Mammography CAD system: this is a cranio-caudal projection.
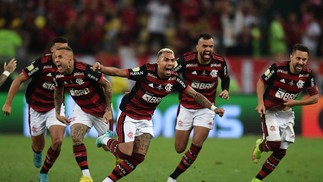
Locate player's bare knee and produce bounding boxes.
[175,145,185,153]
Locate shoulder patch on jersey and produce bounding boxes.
[27,64,34,71]
[264,69,270,76]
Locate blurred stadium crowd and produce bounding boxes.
[0,0,323,92]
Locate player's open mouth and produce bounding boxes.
[203,52,211,59]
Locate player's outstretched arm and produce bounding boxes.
[184,86,224,117]
[92,62,128,77]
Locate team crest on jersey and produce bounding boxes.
[296,80,304,88]
[76,78,84,85]
[165,83,173,92]
[210,70,218,77]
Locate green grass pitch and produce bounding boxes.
[0,135,322,182]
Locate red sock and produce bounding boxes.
[40,147,60,173]
[73,144,89,170]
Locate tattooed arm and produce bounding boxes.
[184,86,224,117]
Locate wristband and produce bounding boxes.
[210,105,217,111]
[2,70,10,77]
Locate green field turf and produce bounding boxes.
[0,135,322,182]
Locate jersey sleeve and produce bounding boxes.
[175,76,188,92]
[261,63,277,84]
[86,65,104,83]
[22,58,42,78]
[128,64,147,81]
[305,72,319,95]
[173,56,185,73]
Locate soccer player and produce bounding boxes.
[2,37,68,182]
[53,46,113,182]
[94,48,225,182]
[0,58,17,87]
[251,43,319,182]
[167,33,230,182]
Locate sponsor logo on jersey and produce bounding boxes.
[46,73,52,77]
[74,72,84,76]
[186,63,198,67]
[191,81,215,90]
[148,83,154,88]
[176,78,186,88]
[274,88,298,101]
[43,65,53,69]
[277,69,287,74]
[130,70,144,76]
[211,63,221,67]
[132,67,140,71]
[42,82,55,90]
[310,78,315,87]
[70,88,90,96]
[299,74,309,77]
[142,93,162,103]
[87,73,99,81]
[56,74,64,78]
[289,81,294,86]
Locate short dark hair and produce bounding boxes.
[52,37,68,44]
[292,43,309,55]
[197,33,212,44]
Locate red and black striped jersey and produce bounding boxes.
[261,61,319,109]
[54,60,106,117]
[174,51,229,109]
[120,63,188,120]
[23,54,57,113]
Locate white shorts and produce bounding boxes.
[29,106,66,136]
[118,113,154,143]
[264,109,295,149]
[175,104,215,131]
[70,104,110,136]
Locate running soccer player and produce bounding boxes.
[167,33,230,182]
[53,46,113,182]
[2,37,68,182]
[251,43,319,182]
[94,48,225,182]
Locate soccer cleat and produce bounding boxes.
[96,130,114,147]
[33,152,42,168]
[167,177,176,182]
[252,138,263,164]
[79,176,93,182]
[114,157,123,167]
[39,173,48,182]
[251,177,262,182]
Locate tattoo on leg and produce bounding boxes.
[134,134,152,154]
